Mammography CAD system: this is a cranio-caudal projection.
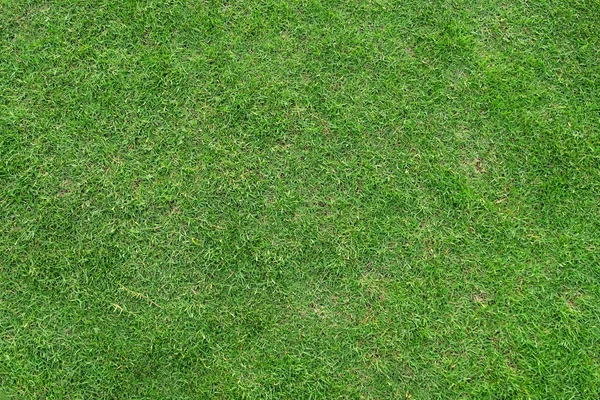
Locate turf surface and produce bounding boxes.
[1,0,599,398]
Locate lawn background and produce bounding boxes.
[1,0,599,398]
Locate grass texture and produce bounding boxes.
[1,0,599,398]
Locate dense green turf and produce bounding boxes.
[1,0,599,398]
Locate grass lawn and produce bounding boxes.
[1,0,599,398]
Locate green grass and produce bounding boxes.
[1,0,599,398]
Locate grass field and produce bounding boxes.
[1,0,599,398]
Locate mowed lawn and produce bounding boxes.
[1,0,599,398]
